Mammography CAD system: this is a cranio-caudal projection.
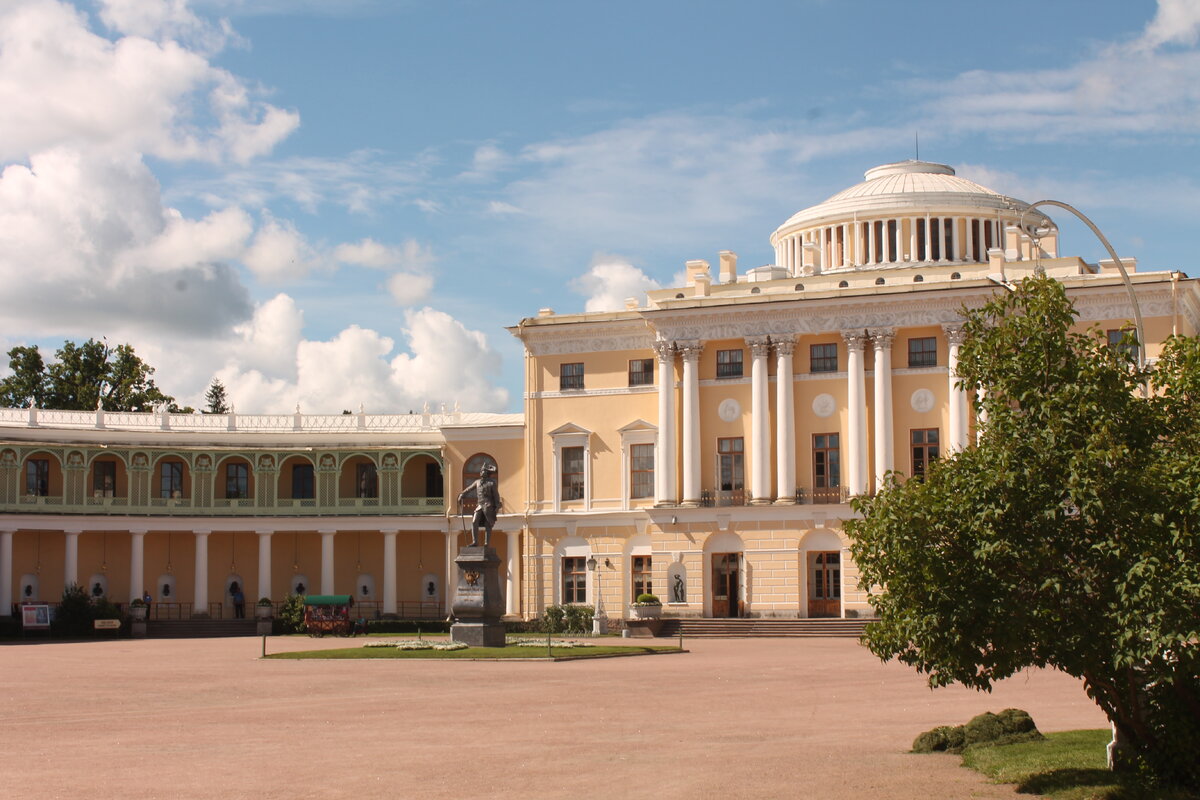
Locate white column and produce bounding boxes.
[867,221,877,264]
[505,529,520,616]
[256,530,273,602]
[653,340,677,506]
[965,218,974,262]
[945,324,969,453]
[871,329,895,492]
[679,341,703,506]
[910,217,919,262]
[382,530,397,615]
[884,220,893,262]
[774,338,796,503]
[843,331,869,496]
[320,530,335,595]
[129,530,146,603]
[64,530,80,589]
[748,336,773,504]
[0,530,12,616]
[820,227,828,270]
[444,528,457,614]
[193,530,209,616]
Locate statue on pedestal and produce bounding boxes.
[457,463,500,546]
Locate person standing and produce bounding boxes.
[142,589,153,620]
[231,582,246,619]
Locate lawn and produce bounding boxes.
[962,730,1196,800]
[264,641,682,660]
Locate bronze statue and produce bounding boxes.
[458,463,500,546]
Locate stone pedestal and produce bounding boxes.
[130,620,147,639]
[450,546,506,647]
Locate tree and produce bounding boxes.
[0,338,188,412]
[848,276,1200,790]
[205,378,230,414]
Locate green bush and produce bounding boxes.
[563,604,594,634]
[913,709,1041,754]
[636,593,660,605]
[51,583,93,637]
[274,594,305,634]
[366,619,452,634]
[541,604,566,633]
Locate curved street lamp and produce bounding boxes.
[1020,199,1146,370]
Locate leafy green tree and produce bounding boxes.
[849,276,1200,790]
[0,338,188,412]
[205,378,230,414]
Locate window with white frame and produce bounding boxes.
[562,556,587,604]
[549,423,591,511]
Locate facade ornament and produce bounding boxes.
[676,340,703,363]
[943,323,967,346]
[652,339,675,362]
[868,327,896,349]
[746,335,772,358]
[773,337,796,357]
[812,393,836,418]
[717,398,741,422]
[841,329,868,352]
[911,389,936,413]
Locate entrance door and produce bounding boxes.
[711,552,741,618]
[808,551,841,618]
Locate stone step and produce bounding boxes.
[656,618,869,638]
[146,619,261,638]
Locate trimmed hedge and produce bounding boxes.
[913,709,1042,754]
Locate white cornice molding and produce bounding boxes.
[516,319,654,356]
[526,385,656,400]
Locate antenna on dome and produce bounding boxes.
[914,131,919,161]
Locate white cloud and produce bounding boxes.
[241,213,327,283]
[97,0,231,52]
[385,272,435,306]
[920,1,1200,140]
[0,0,297,165]
[486,200,524,215]
[571,254,661,312]
[335,238,437,306]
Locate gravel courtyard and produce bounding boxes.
[0,635,1108,799]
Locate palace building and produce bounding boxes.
[3,160,1197,626]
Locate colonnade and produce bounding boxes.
[654,322,971,505]
[1,527,525,618]
[775,216,1005,273]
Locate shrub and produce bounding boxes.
[913,709,1041,754]
[635,593,661,605]
[52,583,93,637]
[541,604,566,633]
[274,594,305,634]
[562,604,594,634]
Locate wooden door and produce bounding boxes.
[808,551,840,618]
[711,552,741,618]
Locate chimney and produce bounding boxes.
[719,251,738,283]
[685,259,710,287]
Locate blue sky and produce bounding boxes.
[1,0,1198,412]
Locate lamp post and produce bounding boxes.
[1020,199,1146,370]
[587,555,607,635]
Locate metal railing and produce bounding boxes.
[795,486,850,504]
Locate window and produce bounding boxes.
[813,433,840,502]
[562,446,585,501]
[93,460,116,497]
[225,462,248,499]
[159,462,183,498]
[628,358,654,386]
[425,462,443,498]
[911,428,940,479]
[560,362,584,390]
[562,556,587,604]
[356,463,378,498]
[716,349,743,378]
[463,453,497,490]
[630,443,654,499]
[26,458,48,496]
[717,437,744,492]
[292,463,315,499]
[632,556,652,601]
[810,343,838,373]
[1107,329,1138,361]
[908,337,937,367]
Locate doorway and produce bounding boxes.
[808,551,840,617]
[711,552,741,618]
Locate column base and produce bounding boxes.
[653,501,679,508]
[679,499,701,508]
[749,498,775,506]
[773,497,797,505]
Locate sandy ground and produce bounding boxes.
[0,635,1108,800]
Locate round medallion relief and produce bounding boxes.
[812,393,836,418]
[717,399,741,422]
[911,388,935,413]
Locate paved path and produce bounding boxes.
[0,636,1107,799]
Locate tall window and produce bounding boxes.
[425,462,444,498]
[911,428,940,479]
[630,443,654,499]
[813,433,841,502]
[562,556,587,604]
[26,458,49,496]
[560,362,584,390]
[356,463,378,498]
[561,446,585,501]
[1107,328,1138,361]
[716,349,744,378]
[908,337,937,367]
[628,358,653,386]
[93,460,116,497]
[717,437,744,492]
[810,343,838,373]
[632,556,652,600]
[225,462,248,499]
[292,463,315,499]
[159,461,183,498]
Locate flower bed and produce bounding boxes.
[364,639,468,651]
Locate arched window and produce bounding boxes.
[794,283,805,291]
[913,274,924,283]
[950,272,961,280]
[750,287,761,294]
[874,277,885,285]
[838,280,849,288]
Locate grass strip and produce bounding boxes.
[961,729,1196,800]
[265,644,679,660]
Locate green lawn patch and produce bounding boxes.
[961,730,1196,800]
[265,644,681,660]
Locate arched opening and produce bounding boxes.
[459,453,496,512]
[278,455,316,502]
[215,456,254,501]
[340,454,378,499]
[151,454,190,501]
[703,532,746,618]
[799,529,844,618]
[402,454,443,505]
[21,451,61,500]
[88,453,127,500]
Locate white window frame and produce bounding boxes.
[549,423,592,512]
[618,419,657,510]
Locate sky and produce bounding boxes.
[2,0,1199,414]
